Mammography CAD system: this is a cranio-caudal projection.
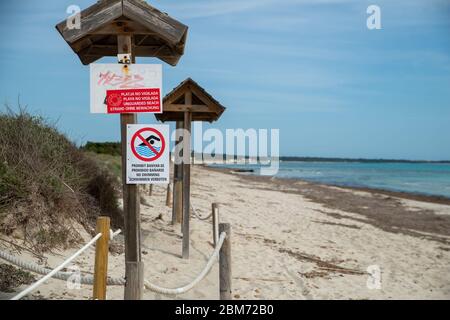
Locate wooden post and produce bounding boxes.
[148,184,153,196]
[93,216,110,300]
[182,109,192,259]
[219,223,232,300]
[172,120,184,225]
[124,261,144,300]
[166,183,172,207]
[118,35,143,300]
[212,203,219,247]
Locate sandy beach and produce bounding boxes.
[1,164,450,300]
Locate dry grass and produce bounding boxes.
[0,263,35,292]
[0,106,123,253]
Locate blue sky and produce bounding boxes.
[0,0,449,160]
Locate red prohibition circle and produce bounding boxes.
[131,128,166,162]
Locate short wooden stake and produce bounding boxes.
[174,179,183,224]
[212,203,219,246]
[148,184,153,196]
[93,216,110,300]
[166,183,172,207]
[219,223,232,300]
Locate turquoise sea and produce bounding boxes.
[212,161,450,199]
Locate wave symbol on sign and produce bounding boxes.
[136,145,161,158]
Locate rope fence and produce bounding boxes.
[0,227,122,300]
[144,232,226,295]
[191,203,212,220]
[10,233,103,300]
[0,249,118,286]
[1,213,232,300]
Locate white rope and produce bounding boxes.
[11,233,102,300]
[0,249,125,286]
[110,228,122,240]
[144,232,226,295]
[191,204,212,221]
[0,229,124,286]
[2,230,228,297]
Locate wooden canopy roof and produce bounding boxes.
[156,78,226,123]
[55,0,188,66]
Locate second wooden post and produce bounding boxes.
[182,110,192,259]
[172,120,184,224]
[212,203,219,246]
[93,216,110,300]
[219,223,232,300]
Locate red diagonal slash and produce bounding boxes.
[137,133,159,156]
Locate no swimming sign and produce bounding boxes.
[126,124,169,185]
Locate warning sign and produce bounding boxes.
[126,124,169,185]
[90,63,162,114]
[106,88,161,113]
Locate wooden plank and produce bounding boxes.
[182,110,192,259]
[163,88,189,107]
[219,223,232,300]
[79,54,103,66]
[93,216,111,300]
[77,44,176,58]
[134,45,176,58]
[119,35,143,300]
[123,0,188,46]
[190,85,224,114]
[89,20,158,35]
[161,79,225,120]
[78,46,179,66]
[71,37,93,53]
[156,113,219,123]
[164,104,211,113]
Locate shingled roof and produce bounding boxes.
[156,78,226,123]
[55,0,188,66]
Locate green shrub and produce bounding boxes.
[82,142,121,156]
[0,107,123,253]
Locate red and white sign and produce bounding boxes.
[127,124,169,185]
[90,63,162,114]
[107,88,161,113]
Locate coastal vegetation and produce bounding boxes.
[0,107,122,253]
[82,141,121,156]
